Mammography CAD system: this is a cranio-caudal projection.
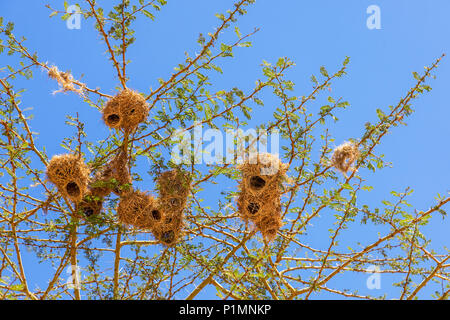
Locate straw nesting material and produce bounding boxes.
[47,65,85,95]
[89,166,115,198]
[76,192,103,219]
[236,153,287,241]
[238,153,288,196]
[237,192,280,222]
[255,208,282,241]
[152,213,184,247]
[90,150,132,198]
[102,89,149,132]
[330,141,359,176]
[156,169,191,213]
[109,150,133,196]
[117,189,152,227]
[46,154,90,203]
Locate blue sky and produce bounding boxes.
[1,0,449,299]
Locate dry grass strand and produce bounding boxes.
[47,65,85,96]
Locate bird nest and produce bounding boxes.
[237,192,275,222]
[331,141,359,176]
[117,190,159,229]
[133,197,162,230]
[254,209,282,241]
[90,150,132,197]
[238,153,288,196]
[236,153,287,241]
[151,212,184,247]
[237,194,282,242]
[156,169,191,214]
[102,89,149,132]
[75,192,103,219]
[90,167,115,198]
[46,154,90,203]
[47,65,85,95]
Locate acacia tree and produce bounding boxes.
[0,0,449,300]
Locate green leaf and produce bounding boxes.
[343,56,350,66]
[11,284,24,291]
[320,66,329,78]
[342,183,353,190]
[234,26,241,38]
[142,10,154,20]
[61,13,70,21]
[238,41,252,47]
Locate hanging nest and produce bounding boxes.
[238,153,288,197]
[75,192,103,219]
[133,196,162,230]
[237,192,281,222]
[236,153,287,241]
[331,141,359,176]
[236,152,287,218]
[117,189,155,228]
[89,167,115,198]
[156,169,191,213]
[151,212,184,247]
[102,88,149,131]
[90,150,132,197]
[46,154,90,203]
[237,193,266,222]
[110,150,133,196]
[254,207,282,242]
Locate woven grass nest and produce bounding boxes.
[149,169,190,246]
[238,153,288,196]
[255,208,282,241]
[117,189,159,229]
[237,153,287,241]
[76,192,103,219]
[46,154,90,203]
[331,141,359,176]
[237,192,277,221]
[152,212,184,247]
[156,169,191,214]
[102,89,149,132]
[116,189,184,246]
[90,150,132,198]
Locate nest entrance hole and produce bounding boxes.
[247,202,260,215]
[151,209,161,221]
[66,182,80,197]
[107,114,120,126]
[83,207,94,217]
[161,230,175,244]
[249,176,266,191]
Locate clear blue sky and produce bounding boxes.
[1,0,449,299]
